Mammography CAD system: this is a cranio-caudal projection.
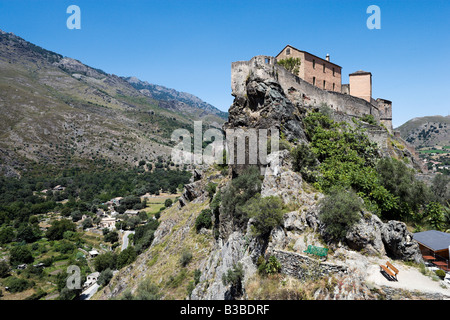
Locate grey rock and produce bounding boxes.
[345,212,385,256]
[381,220,423,263]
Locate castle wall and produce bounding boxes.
[376,98,393,133]
[231,56,380,120]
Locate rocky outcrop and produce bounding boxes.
[381,220,423,263]
[345,212,386,256]
[225,75,307,143]
[178,180,207,207]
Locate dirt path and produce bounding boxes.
[365,259,450,297]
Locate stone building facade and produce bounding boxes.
[274,45,393,133]
[276,45,342,93]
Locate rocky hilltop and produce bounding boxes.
[95,55,449,301]
[396,115,450,148]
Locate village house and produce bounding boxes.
[111,197,123,206]
[124,209,139,215]
[88,249,99,258]
[99,217,116,230]
[84,271,100,289]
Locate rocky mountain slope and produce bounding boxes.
[0,29,226,177]
[396,115,450,148]
[95,66,449,301]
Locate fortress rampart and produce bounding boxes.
[231,55,393,132]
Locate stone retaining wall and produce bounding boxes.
[272,249,348,281]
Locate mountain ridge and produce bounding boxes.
[0,29,226,177]
[396,115,450,148]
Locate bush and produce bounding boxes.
[221,166,262,227]
[291,143,318,182]
[241,195,284,237]
[45,219,76,240]
[97,268,113,287]
[0,260,10,278]
[164,198,173,208]
[4,276,33,293]
[9,245,33,266]
[179,249,193,267]
[318,187,362,241]
[435,269,446,279]
[195,209,212,232]
[94,252,117,272]
[257,255,281,275]
[116,246,137,269]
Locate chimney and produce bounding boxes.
[326,54,330,61]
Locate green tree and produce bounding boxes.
[291,143,318,182]
[45,219,76,240]
[94,252,117,272]
[222,262,244,298]
[97,268,113,287]
[221,166,262,227]
[241,195,284,237]
[0,260,10,278]
[318,187,362,241]
[426,202,445,231]
[117,246,137,269]
[195,209,212,232]
[277,57,301,76]
[164,198,173,208]
[9,245,33,266]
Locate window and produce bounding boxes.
[313,59,316,69]
[333,83,335,91]
[332,68,335,76]
[323,80,326,89]
[313,77,316,86]
[265,58,270,64]
[323,64,326,73]
[286,48,290,55]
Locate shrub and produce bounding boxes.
[116,246,137,269]
[97,268,113,287]
[94,252,117,272]
[164,198,173,207]
[241,195,284,237]
[45,219,76,240]
[222,263,244,297]
[318,187,362,241]
[221,166,262,227]
[9,245,33,266]
[179,249,193,267]
[291,143,318,182]
[195,209,212,232]
[435,269,446,279]
[3,276,33,293]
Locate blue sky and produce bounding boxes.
[0,0,449,127]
